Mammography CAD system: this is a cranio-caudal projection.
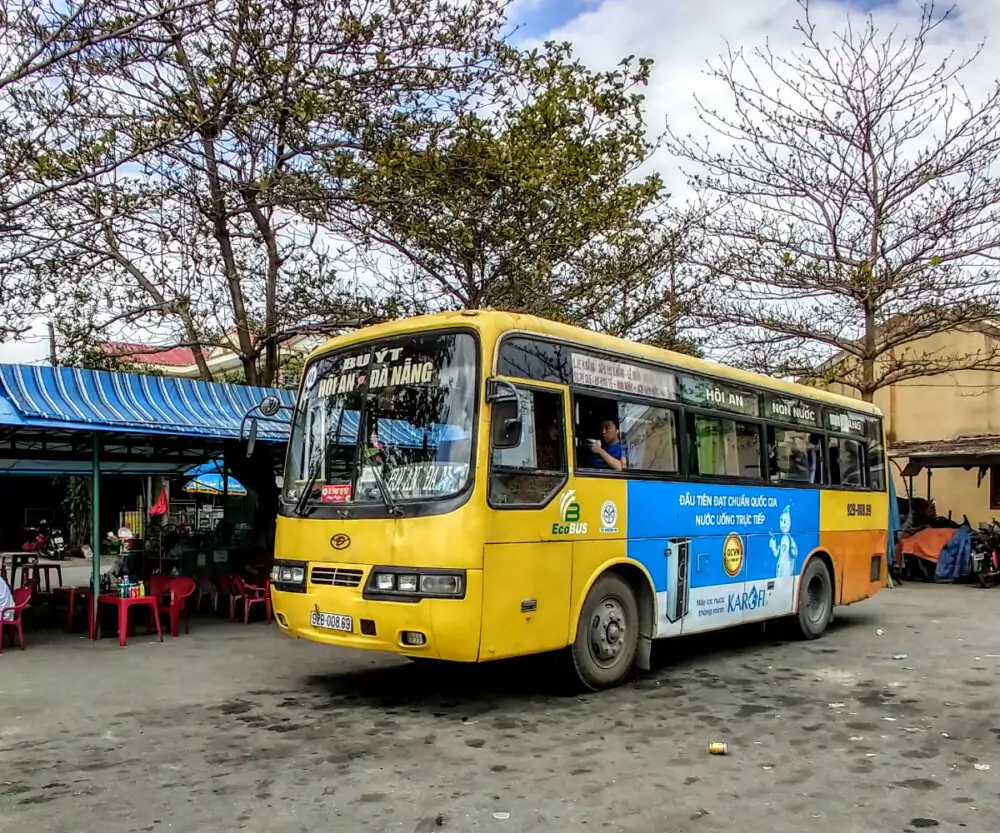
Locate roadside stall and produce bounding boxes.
[0,363,293,647]
[890,436,1000,586]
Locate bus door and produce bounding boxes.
[481,382,573,660]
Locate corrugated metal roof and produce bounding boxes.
[890,435,1000,459]
[890,435,1000,475]
[102,342,199,367]
[0,364,294,441]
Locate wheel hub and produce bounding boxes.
[589,598,627,667]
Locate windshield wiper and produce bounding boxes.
[363,448,403,517]
[293,460,322,517]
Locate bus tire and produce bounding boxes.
[571,573,639,690]
[796,558,833,640]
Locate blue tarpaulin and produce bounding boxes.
[888,477,901,566]
[935,524,972,583]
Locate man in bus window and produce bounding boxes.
[589,417,626,471]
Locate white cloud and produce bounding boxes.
[0,318,49,365]
[520,0,1000,197]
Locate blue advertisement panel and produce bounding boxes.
[625,481,820,636]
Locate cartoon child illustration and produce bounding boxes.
[770,504,798,578]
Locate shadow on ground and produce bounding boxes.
[301,610,876,710]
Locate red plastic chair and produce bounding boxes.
[149,573,171,603]
[214,574,238,620]
[19,566,40,594]
[232,575,271,625]
[1,587,32,653]
[158,577,197,637]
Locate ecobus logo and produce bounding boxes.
[553,490,588,536]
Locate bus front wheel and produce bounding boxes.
[571,574,639,690]
[796,558,833,639]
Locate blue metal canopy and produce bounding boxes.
[0,364,295,441]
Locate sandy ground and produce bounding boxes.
[0,582,998,833]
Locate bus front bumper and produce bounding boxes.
[270,571,482,662]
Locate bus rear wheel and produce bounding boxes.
[796,558,833,639]
[571,574,639,691]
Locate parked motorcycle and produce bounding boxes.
[19,520,68,560]
[971,519,1000,588]
[45,525,68,560]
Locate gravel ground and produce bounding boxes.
[0,582,997,833]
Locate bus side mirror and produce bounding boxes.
[487,378,522,449]
[246,419,259,459]
[491,399,522,449]
[259,395,282,417]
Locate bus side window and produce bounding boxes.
[687,414,762,479]
[829,436,867,488]
[617,401,679,473]
[867,421,886,491]
[489,389,567,507]
[766,425,816,484]
[574,394,626,471]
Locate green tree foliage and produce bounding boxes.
[8,0,702,373]
[60,475,91,547]
[12,0,509,384]
[340,41,669,325]
[670,1,1000,400]
[566,211,708,356]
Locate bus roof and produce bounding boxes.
[307,310,882,417]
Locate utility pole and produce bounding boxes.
[48,321,58,366]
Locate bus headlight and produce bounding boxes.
[397,574,419,593]
[420,574,462,595]
[271,560,307,590]
[365,568,466,600]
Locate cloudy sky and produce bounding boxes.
[2,0,997,366]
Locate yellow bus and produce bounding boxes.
[269,310,888,689]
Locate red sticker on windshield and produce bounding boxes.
[321,484,352,503]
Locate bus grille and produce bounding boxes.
[310,567,364,588]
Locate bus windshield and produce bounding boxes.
[283,332,478,511]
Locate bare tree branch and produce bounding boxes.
[670,0,1000,399]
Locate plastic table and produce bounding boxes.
[92,594,163,647]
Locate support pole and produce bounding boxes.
[91,435,101,638]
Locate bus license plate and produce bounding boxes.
[311,611,353,633]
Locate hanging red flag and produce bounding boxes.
[149,487,168,516]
